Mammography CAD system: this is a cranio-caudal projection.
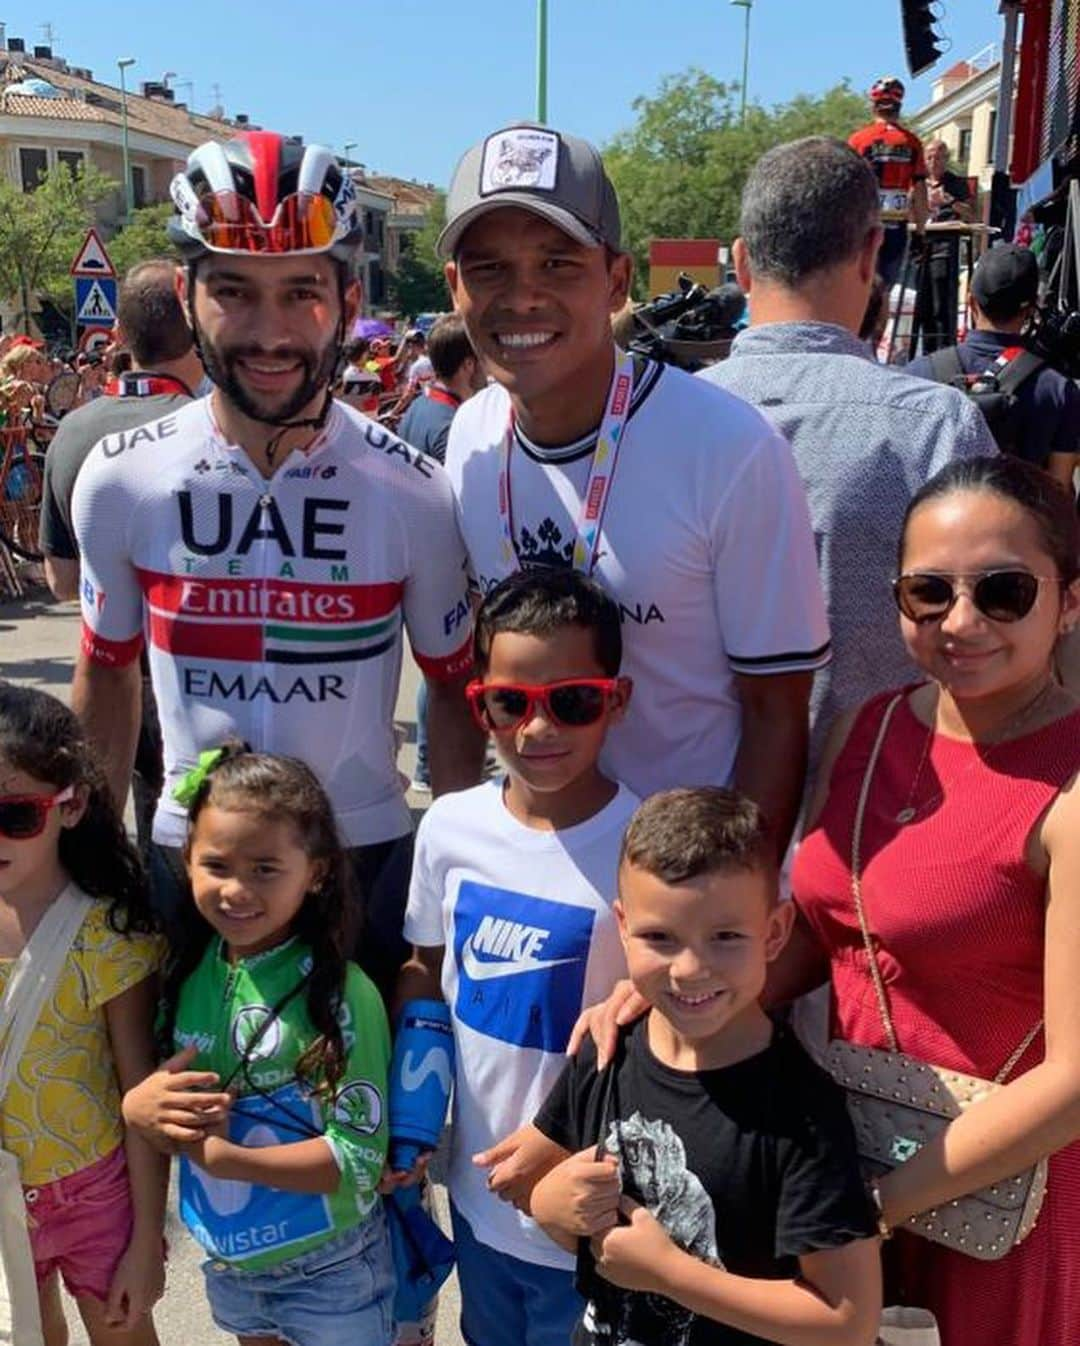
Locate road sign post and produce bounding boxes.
[71,228,118,337]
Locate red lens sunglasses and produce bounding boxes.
[465,679,621,733]
[0,786,75,840]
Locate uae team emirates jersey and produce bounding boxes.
[72,398,473,847]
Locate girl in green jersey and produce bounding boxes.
[124,747,394,1346]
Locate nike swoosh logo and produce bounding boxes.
[461,936,579,982]
[399,1047,453,1095]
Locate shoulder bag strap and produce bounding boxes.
[850,698,1043,1078]
[995,350,1045,396]
[0,886,93,1107]
[849,695,905,1052]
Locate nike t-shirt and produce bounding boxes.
[444,356,830,800]
[403,778,639,1268]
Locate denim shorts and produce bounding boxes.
[202,1206,395,1346]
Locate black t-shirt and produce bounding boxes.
[534,1019,875,1346]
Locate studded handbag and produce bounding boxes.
[822,694,1048,1261]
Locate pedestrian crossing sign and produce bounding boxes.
[75,276,118,327]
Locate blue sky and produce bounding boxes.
[13,0,1003,185]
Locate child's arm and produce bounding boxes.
[122,1045,233,1151]
[188,1135,342,1194]
[591,1199,881,1346]
[392,943,444,1017]
[529,1145,621,1250]
[105,975,169,1331]
[474,1123,582,1216]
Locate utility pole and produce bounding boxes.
[117,57,135,222]
[731,0,753,124]
[536,0,548,124]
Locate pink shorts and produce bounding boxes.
[26,1146,133,1302]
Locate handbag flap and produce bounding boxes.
[825,1041,1039,1215]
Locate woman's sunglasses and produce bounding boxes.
[892,569,1060,625]
[465,679,621,733]
[0,786,75,840]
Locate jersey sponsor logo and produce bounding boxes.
[177,492,350,560]
[183,668,349,704]
[453,881,594,1052]
[81,576,106,612]
[284,464,338,480]
[399,1047,453,1096]
[231,1004,283,1061]
[332,1080,383,1136]
[362,423,435,478]
[179,1081,333,1262]
[99,415,179,458]
[443,598,470,637]
[80,622,143,668]
[140,569,403,666]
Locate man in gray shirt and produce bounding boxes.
[701,137,997,766]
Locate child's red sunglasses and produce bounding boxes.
[0,786,75,840]
[465,679,621,733]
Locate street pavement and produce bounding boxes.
[1,587,464,1346]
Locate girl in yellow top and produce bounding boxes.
[0,684,164,1345]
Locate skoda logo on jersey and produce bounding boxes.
[232,1005,283,1062]
[333,1081,383,1136]
[454,880,595,1052]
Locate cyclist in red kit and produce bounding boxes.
[849,76,929,289]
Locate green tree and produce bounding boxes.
[0,162,116,332]
[604,71,866,293]
[388,193,449,317]
[107,202,179,277]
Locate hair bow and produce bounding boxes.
[172,747,226,806]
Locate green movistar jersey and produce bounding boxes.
[174,936,390,1270]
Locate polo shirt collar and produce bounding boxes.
[728,320,871,361]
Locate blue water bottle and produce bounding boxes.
[388,999,455,1172]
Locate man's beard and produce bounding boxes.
[199,332,339,424]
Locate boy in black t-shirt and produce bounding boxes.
[527,789,881,1346]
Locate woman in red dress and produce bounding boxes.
[788,457,1080,1344]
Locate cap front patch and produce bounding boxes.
[481,128,559,196]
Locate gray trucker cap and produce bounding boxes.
[437,123,622,259]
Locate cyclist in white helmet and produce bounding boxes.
[72,132,484,994]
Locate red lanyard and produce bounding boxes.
[105,374,192,399]
[426,385,461,410]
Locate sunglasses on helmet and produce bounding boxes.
[465,679,621,733]
[0,786,75,840]
[892,569,1061,625]
[184,189,341,255]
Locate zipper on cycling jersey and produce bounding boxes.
[256,485,274,751]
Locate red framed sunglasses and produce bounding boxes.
[0,786,75,840]
[465,679,621,733]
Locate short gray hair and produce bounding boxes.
[740,137,880,286]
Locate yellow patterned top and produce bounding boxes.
[1,901,163,1185]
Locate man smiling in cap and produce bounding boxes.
[442,122,830,852]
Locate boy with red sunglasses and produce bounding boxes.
[393,568,638,1346]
